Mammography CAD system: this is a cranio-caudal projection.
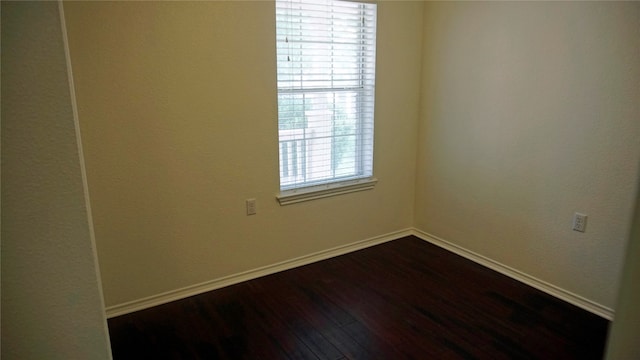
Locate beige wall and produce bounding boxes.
[416,2,640,309]
[1,2,111,358]
[605,167,640,359]
[62,0,639,315]
[63,1,423,307]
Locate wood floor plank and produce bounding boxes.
[108,236,609,359]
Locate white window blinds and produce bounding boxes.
[276,0,377,191]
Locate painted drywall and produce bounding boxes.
[416,2,640,309]
[62,1,423,307]
[605,170,640,358]
[1,1,112,358]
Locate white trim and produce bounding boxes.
[105,228,411,318]
[106,227,613,320]
[276,178,378,205]
[412,228,614,320]
[59,1,114,356]
[277,177,377,205]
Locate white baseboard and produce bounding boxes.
[106,227,614,320]
[105,228,413,318]
[411,228,614,320]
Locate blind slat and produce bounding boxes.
[276,0,377,190]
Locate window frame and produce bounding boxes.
[275,0,378,204]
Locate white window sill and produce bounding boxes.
[277,177,378,206]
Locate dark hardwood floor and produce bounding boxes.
[108,236,610,359]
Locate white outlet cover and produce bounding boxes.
[572,213,587,232]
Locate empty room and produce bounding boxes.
[3,1,640,359]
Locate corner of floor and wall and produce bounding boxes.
[3,1,640,359]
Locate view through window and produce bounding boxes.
[276,0,377,191]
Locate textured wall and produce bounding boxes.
[605,170,640,358]
[60,0,639,317]
[62,1,423,307]
[1,2,111,358]
[416,2,640,309]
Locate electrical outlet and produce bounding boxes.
[246,199,257,215]
[572,213,587,232]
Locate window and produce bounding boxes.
[275,0,377,204]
